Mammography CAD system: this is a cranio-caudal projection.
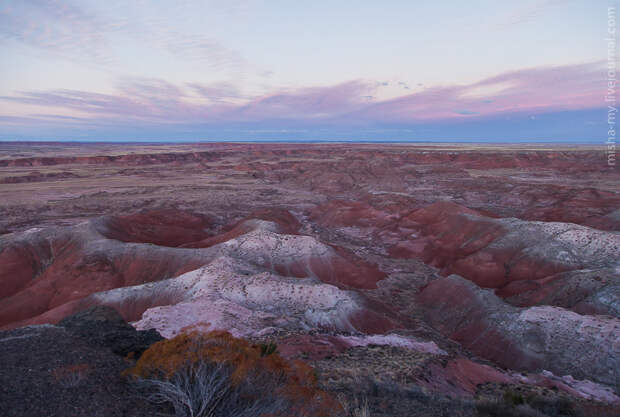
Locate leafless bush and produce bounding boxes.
[337,393,371,417]
[336,376,477,417]
[133,359,290,417]
[127,330,343,416]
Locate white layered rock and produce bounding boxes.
[118,256,362,338]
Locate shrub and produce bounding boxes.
[51,363,91,388]
[527,396,582,417]
[476,400,546,417]
[503,389,525,406]
[337,393,372,417]
[132,359,286,417]
[124,330,342,417]
[476,389,583,417]
[259,342,278,357]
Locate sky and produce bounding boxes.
[0,0,615,142]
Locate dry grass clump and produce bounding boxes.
[51,363,91,388]
[476,389,583,417]
[337,393,372,417]
[124,330,342,417]
[52,363,91,388]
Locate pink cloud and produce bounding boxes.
[354,62,603,122]
[229,81,374,121]
[0,62,605,127]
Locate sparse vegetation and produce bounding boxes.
[125,330,343,417]
[131,359,287,417]
[503,389,525,406]
[476,389,583,417]
[51,363,91,388]
[337,393,372,417]
[259,342,278,357]
[330,375,475,417]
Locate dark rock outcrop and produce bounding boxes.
[0,305,399,416]
[58,306,163,358]
[0,319,160,416]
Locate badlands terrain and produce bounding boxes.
[0,142,619,416]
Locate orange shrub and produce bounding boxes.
[125,330,343,417]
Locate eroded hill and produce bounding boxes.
[0,143,618,416]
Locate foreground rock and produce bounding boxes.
[0,308,162,417]
[58,306,162,357]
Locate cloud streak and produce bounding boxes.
[492,0,570,30]
[0,0,246,71]
[0,62,605,137]
[0,0,112,61]
[355,62,602,122]
[188,82,244,101]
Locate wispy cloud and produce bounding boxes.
[1,89,145,117]
[492,0,571,30]
[0,0,112,61]
[117,78,186,107]
[0,0,246,70]
[155,31,246,70]
[188,81,244,101]
[0,62,604,130]
[355,62,602,121]
[230,81,374,121]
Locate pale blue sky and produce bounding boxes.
[0,0,614,141]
